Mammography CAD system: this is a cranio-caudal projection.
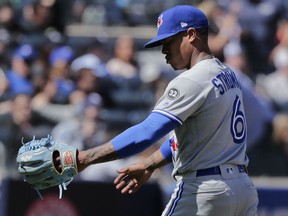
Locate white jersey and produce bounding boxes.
[153,57,249,176]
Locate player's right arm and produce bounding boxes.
[114,140,172,194]
[75,112,178,172]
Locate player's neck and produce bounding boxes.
[196,53,213,63]
[190,52,213,69]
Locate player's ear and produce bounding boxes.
[186,28,197,42]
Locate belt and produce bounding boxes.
[196,165,247,177]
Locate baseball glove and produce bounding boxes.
[16,135,78,199]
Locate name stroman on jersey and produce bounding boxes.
[211,65,241,98]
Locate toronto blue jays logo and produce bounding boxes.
[169,135,178,151]
[157,14,163,29]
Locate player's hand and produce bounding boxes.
[53,150,88,173]
[114,162,154,194]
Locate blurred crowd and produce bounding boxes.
[0,0,288,198]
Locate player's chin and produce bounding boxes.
[167,61,177,70]
[169,63,184,71]
[167,59,183,70]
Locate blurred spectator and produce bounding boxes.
[202,0,288,78]
[31,77,81,124]
[81,4,107,25]
[106,36,139,79]
[29,45,79,124]
[67,0,87,24]
[0,28,10,70]
[275,19,288,48]
[0,2,14,70]
[49,45,74,71]
[223,41,251,86]
[247,112,288,176]
[226,0,287,76]
[48,45,75,104]
[0,2,15,30]
[70,52,114,106]
[6,44,37,97]
[199,0,242,62]
[0,93,55,179]
[71,52,107,79]
[14,0,65,47]
[105,35,145,97]
[255,46,288,111]
[0,67,8,100]
[65,0,107,25]
[0,141,6,180]
[272,113,288,155]
[104,36,154,130]
[0,67,10,115]
[51,92,108,150]
[71,53,102,93]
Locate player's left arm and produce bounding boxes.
[76,112,179,172]
[114,141,172,194]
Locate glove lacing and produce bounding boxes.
[34,181,70,200]
[34,188,43,200]
[58,182,67,199]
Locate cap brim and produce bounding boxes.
[144,32,178,48]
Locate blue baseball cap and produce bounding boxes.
[13,44,36,60]
[144,5,209,48]
[49,45,74,65]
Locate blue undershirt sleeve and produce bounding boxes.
[111,112,180,158]
[160,138,173,162]
[160,139,172,162]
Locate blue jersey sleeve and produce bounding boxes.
[111,112,180,158]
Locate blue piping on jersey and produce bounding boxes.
[167,181,184,216]
[152,109,183,125]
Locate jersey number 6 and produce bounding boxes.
[230,95,246,144]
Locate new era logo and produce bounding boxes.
[181,22,188,28]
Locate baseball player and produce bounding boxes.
[54,5,258,215]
